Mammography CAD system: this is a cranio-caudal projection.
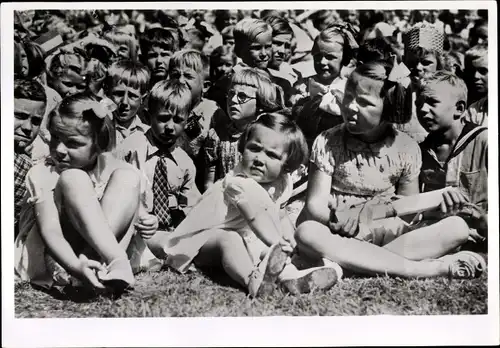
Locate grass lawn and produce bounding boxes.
[15,260,488,317]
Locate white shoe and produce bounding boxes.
[439,251,486,279]
[279,258,343,295]
[248,244,288,298]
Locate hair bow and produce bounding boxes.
[330,22,359,51]
[84,98,117,120]
[388,61,411,88]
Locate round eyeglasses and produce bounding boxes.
[227,90,257,104]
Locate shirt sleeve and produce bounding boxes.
[310,130,336,176]
[25,163,58,205]
[179,153,202,213]
[203,128,219,165]
[224,175,273,209]
[399,136,423,185]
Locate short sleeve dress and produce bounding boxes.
[163,164,293,273]
[310,124,423,246]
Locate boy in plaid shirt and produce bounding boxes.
[14,79,46,237]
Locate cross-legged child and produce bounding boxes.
[463,44,488,126]
[15,92,143,293]
[14,79,46,237]
[115,79,202,272]
[158,113,342,297]
[295,61,486,280]
[417,71,488,250]
[105,59,151,145]
[203,67,282,191]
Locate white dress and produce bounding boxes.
[14,152,153,288]
[163,164,293,273]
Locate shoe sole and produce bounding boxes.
[281,267,339,295]
[257,245,288,297]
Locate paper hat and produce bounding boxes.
[34,30,64,55]
[405,23,444,54]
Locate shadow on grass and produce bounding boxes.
[194,265,244,292]
[30,283,132,303]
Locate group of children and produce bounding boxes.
[14,9,489,299]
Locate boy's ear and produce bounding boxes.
[202,80,212,94]
[454,100,467,120]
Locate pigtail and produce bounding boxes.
[383,60,413,124]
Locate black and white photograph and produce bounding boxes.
[2,1,499,346]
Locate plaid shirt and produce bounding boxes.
[14,153,32,226]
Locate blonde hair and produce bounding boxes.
[102,29,139,61]
[168,49,208,77]
[148,79,195,117]
[230,67,282,112]
[49,92,115,152]
[106,59,151,94]
[233,18,272,58]
[419,70,468,105]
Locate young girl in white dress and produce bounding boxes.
[154,113,342,297]
[295,61,486,279]
[15,92,148,293]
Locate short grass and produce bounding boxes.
[15,263,488,317]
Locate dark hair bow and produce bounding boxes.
[328,22,360,51]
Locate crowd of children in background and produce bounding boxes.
[13,8,489,299]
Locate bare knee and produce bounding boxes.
[57,168,92,195]
[441,216,470,244]
[217,231,244,251]
[295,221,326,246]
[109,168,141,191]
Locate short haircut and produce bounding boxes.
[263,15,294,37]
[210,45,236,79]
[102,28,139,61]
[233,18,272,58]
[419,70,468,106]
[238,112,309,173]
[148,79,195,117]
[168,49,208,77]
[46,51,87,78]
[465,44,488,62]
[105,59,151,94]
[139,27,178,62]
[404,46,445,70]
[14,79,47,103]
[230,67,281,113]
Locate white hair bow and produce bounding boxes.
[84,97,117,120]
[388,61,411,88]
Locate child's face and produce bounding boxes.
[416,82,465,133]
[240,31,273,69]
[146,45,172,79]
[109,83,143,126]
[240,124,287,184]
[14,98,45,151]
[269,33,293,70]
[228,10,239,26]
[116,44,131,61]
[214,54,234,79]
[16,45,29,77]
[313,39,344,84]
[468,56,488,95]
[226,84,258,124]
[149,107,188,149]
[223,35,235,50]
[341,74,385,135]
[169,67,203,104]
[50,70,87,98]
[406,52,438,83]
[49,115,98,172]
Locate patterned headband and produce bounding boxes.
[405,23,444,54]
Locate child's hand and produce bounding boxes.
[441,187,469,215]
[135,213,158,239]
[77,254,107,289]
[279,238,294,254]
[328,197,361,238]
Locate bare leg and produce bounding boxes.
[194,230,254,288]
[296,221,449,278]
[383,216,469,260]
[57,168,140,264]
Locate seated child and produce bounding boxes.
[115,80,202,271]
[417,71,488,247]
[293,23,359,148]
[140,27,179,86]
[15,92,144,292]
[14,79,46,237]
[295,61,486,281]
[167,49,227,191]
[203,67,283,191]
[399,23,446,143]
[157,113,342,297]
[105,59,151,145]
[463,44,488,126]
